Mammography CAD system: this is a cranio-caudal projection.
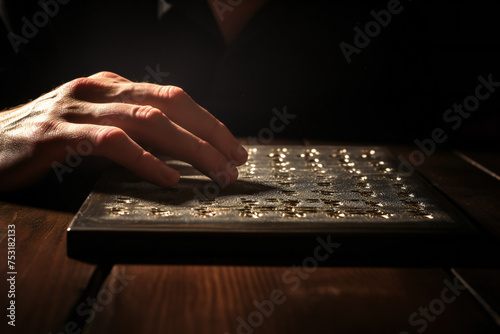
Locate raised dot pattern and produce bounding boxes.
[104,146,437,222]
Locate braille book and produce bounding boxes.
[67,146,477,264]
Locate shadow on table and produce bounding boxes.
[0,165,102,213]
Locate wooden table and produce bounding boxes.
[1,143,499,334]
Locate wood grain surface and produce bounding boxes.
[1,144,499,334]
[0,202,96,334]
[390,147,500,241]
[452,268,500,327]
[83,265,499,334]
[456,150,500,178]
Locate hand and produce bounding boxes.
[0,71,248,191]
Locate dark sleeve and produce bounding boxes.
[0,0,59,108]
[0,0,159,109]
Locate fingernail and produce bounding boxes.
[231,143,248,165]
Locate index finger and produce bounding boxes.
[121,84,248,165]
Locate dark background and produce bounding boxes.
[1,0,499,146]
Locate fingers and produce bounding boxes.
[67,77,248,166]
[62,73,247,186]
[144,85,248,166]
[68,102,239,184]
[63,123,180,187]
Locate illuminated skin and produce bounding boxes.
[0,71,248,191]
[0,1,278,191]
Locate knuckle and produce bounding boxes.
[31,118,65,148]
[94,127,127,147]
[58,101,84,120]
[131,105,164,122]
[32,116,61,137]
[93,71,119,79]
[64,77,100,97]
[67,77,91,90]
[115,83,135,103]
[160,85,186,105]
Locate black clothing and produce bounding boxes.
[1,0,499,145]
